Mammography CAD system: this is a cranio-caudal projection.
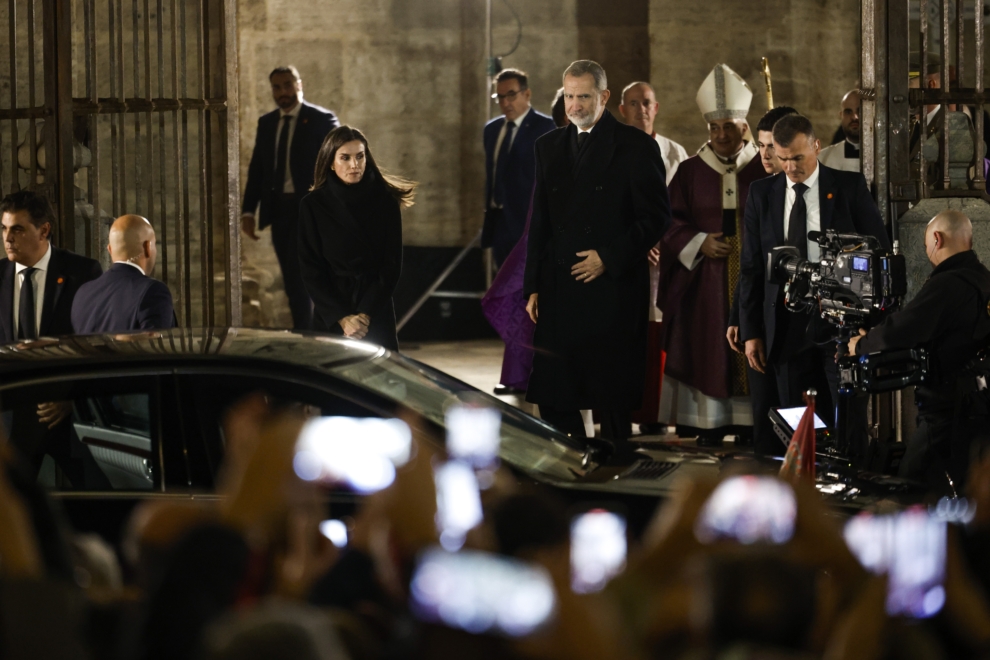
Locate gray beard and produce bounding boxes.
[569,106,602,130]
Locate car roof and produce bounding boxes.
[0,328,383,374]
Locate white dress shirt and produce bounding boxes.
[13,243,51,338]
[783,164,822,262]
[274,101,303,194]
[114,260,146,276]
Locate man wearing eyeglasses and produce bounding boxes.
[483,68,556,266]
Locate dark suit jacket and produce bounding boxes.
[524,110,670,409]
[71,263,176,333]
[482,110,557,245]
[739,166,890,357]
[241,101,339,229]
[0,246,102,343]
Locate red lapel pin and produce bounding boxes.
[827,193,834,199]
[57,277,64,284]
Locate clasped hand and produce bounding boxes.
[572,250,605,283]
[701,232,731,259]
[339,313,371,340]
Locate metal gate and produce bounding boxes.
[0,0,240,327]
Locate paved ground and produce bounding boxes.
[401,339,538,416]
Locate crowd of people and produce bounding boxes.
[5,48,990,658]
[2,394,990,659]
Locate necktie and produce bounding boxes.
[272,115,292,193]
[18,267,36,340]
[577,131,588,151]
[492,121,516,207]
[787,182,809,258]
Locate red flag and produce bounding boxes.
[780,392,816,483]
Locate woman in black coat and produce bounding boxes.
[298,126,415,350]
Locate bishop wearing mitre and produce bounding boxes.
[657,64,770,443]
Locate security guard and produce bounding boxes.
[848,210,990,492]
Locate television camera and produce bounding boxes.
[767,230,929,458]
[767,229,927,396]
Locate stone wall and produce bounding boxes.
[649,0,862,153]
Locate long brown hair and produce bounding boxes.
[311,125,417,208]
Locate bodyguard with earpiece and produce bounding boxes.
[848,209,990,493]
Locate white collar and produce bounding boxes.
[577,110,604,134]
[280,101,303,119]
[15,242,51,273]
[786,162,821,190]
[706,142,747,165]
[114,260,146,276]
[845,138,860,151]
[505,107,530,128]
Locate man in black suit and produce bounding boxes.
[71,214,175,333]
[483,68,557,266]
[241,65,339,330]
[739,114,889,458]
[0,190,102,480]
[0,191,102,344]
[524,60,670,459]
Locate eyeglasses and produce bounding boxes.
[492,89,525,103]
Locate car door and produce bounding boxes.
[0,368,188,541]
[172,362,408,513]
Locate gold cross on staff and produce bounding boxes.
[761,57,774,109]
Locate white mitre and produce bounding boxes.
[696,63,753,122]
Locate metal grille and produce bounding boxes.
[863,0,989,219]
[0,0,239,328]
[620,460,678,481]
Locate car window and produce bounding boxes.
[175,371,389,489]
[327,354,588,483]
[0,375,163,493]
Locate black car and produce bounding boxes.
[0,328,922,541]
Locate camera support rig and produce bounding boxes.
[768,230,927,456]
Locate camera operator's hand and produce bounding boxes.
[846,328,867,357]
[700,233,732,260]
[726,326,742,353]
[744,338,766,373]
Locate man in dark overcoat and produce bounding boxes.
[524,60,671,457]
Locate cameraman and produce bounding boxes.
[849,210,990,492]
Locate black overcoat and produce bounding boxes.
[523,110,671,410]
[297,175,402,350]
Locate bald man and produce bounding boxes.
[850,210,990,491]
[71,215,175,333]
